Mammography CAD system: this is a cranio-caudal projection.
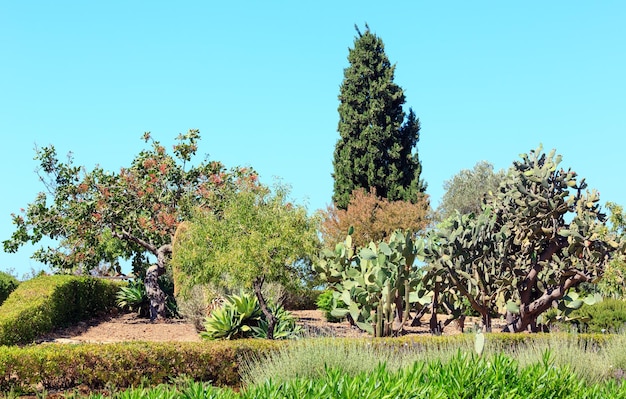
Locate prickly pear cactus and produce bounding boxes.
[315,230,430,337]
[424,146,624,333]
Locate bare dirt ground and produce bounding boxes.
[38,309,504,343]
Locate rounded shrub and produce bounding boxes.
[0,271,19,305]
[316,290,344,323]
[574,298,626,333]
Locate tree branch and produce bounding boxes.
[111,229,157,254]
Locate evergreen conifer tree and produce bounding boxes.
[332,25,426,209]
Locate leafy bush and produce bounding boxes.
[573,298,626,333]
[0,271,18,306]
[114,351,626,398]
[282,288,321,310]
[316,290,344,323]
[115,277,178,318]
[116,279,149,316]
[0,340,281,394]
[1,333,623,395]
[252,304,302,339]
[201,291,301,340]
[0,275,122,345]
[244,352,620,399]
[177,284,212,331]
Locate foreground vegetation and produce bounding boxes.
[2,333,626,397]
[51,354,624,399]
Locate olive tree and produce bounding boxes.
[436,161,505,222]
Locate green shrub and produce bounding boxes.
[315,290,344,323]
[116,279,150,316]
[1,334,624,396]
[0,275,122,345]
[0,340,282,394]
[243,352,624,399]
[201,291,301,340]
[573,298,626,333]
[0,271,19,306]
[113,351,626,399]
[282,288,321,310]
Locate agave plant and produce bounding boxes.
[252,304,302,340]
[201,291,261,340]
[227,291,263,323]
[201,290,301,340]
[201,306,246,340]
[116,280,149,316]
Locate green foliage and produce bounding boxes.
[2,333,625,395]
[332,25,425,210]
[437,160,505,222]
[251,304,302,340]
[315,230,431,336]
[201,291,301,340]
[116,280,149,316]
[425,146,624,332]
[0,271,18,306]
[572,298,626,333]
[172,183,319,339]
[0,340,281,394]
[240,351,625,399]
[597,201,626,299]
[173,184,319,294]
[3,132,259,319]
[316,290,344,323]
[0,275,121,345]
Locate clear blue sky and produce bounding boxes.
[1,2,624,278]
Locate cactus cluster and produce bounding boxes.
[315,229,430,337]
[317,146,624,335]
[424,146,623,332]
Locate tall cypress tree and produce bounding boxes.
[332,25,426,209]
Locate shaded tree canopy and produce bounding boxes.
[332,24,426,210]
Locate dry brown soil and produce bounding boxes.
[38,310,504,343]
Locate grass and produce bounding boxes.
[30,349,626,398]
[240,334,626,388]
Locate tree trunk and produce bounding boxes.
[429,284,442,335]
[502,275,586,332]
[111,230,172,321]
[480,310,492,332]
[253,276,277,340]
[145,244,172,321]
[145,264,166,321]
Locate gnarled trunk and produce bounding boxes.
[144,243,172,321]
[145,264,166,321]
[502,274,587,332]
[253,276,277,339]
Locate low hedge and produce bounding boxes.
[0,340,281,393]
[0,275,122,346]
[0,333,618,394]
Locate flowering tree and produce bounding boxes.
[3,131,258,319]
